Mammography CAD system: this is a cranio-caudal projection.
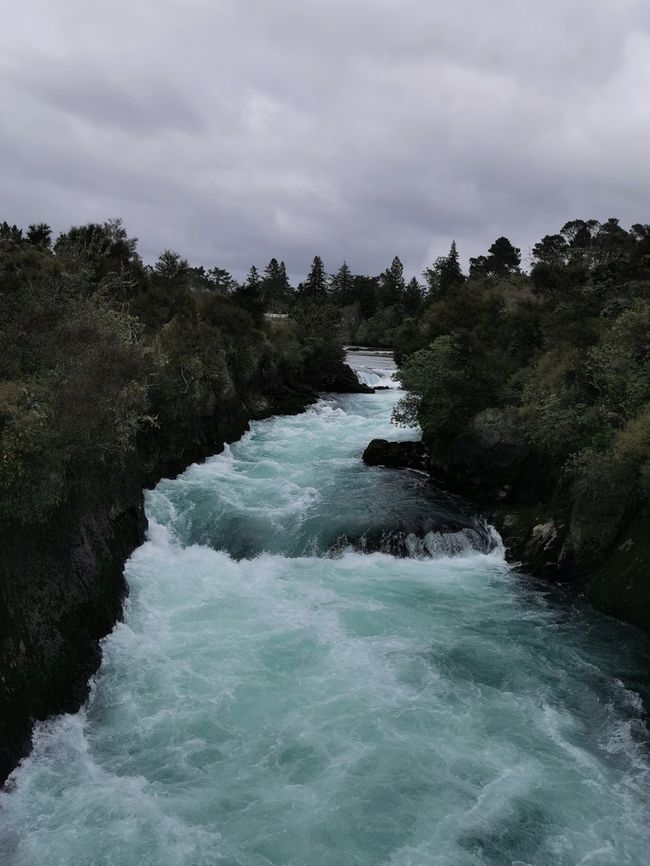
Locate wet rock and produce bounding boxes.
[586,507,650,627]
[449,408,536,501]
[330,523,496,558]
[310,361,374,394]
[363,439,428,471]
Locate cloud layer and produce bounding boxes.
[2,0,649,279]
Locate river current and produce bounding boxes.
[2,351,650,865]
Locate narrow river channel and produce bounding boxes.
[3,352,650,866]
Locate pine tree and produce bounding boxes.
[234,265,265,324]
[403,277,423,313]
[379,256,405,306]
[331,261,354,305]
[299,255,328,299]
[487,237,521,275]
[262,258,291,309]
[424,241,465,294]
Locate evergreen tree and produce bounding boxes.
[403,277,423,313]
[0,222,23,243]
[353,275,379,320]
[469,237,520,279]
[26,223,52,248]
[155,249,189,281]
[206,266,237,294]
[379,256,405,306]
[262,257,291,309]
[487,237,521,275]
[424,241,465,294]
[299,255,328,299]
[234,265,265,324]
[331,261,355,305]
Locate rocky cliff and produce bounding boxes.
[364,407,650,630]
[0,361,370,785]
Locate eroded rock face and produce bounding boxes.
[448,408,540,502]
[362,439,428,471]
[569,460,638,570]
[586,508,650,627]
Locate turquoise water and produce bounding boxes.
[2,353,650,865]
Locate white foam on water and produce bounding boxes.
[2,353,650,866]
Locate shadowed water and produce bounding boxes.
[2,352,650,865]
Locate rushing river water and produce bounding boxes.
[3,352,650,865]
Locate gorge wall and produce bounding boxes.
[0,361,371,785]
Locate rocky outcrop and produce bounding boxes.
[586,507,650,628]
[364,407,650,629]
[0,470,145,784]
[0,357,360,786]
[309,360,374,394]
[363,439,428,471]
[448,408,542,501]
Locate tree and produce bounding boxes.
[379,256,405,306]
[155,249,189,281]
[403,277,423,313]
[206,266,237,294]
[0,222,23,243]
[424,241,465,294]
[561,219,599,249]
[487,236,521,275]
[26,223,52,248]
[331,261,355,305]
[262,258,291,309]
[54,220,142,282]
[532,234,568,266]
[353,275,379,320]
[469,236,520,278]
[234,265,265,325]
[299,255,328,299]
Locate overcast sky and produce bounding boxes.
[1,0,649,280]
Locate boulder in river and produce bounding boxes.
[312,360,374,394]
[363,439,428,471]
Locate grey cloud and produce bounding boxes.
[1,0,649,282]
[16,64,206,135]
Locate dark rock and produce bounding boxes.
[329,523,496,558]
[0,470,145,784]
[490,505,571,578]
[568,459,638,570]
[586,507,650,627]
[363,439,428,471]
[309,360,374,393]
[447,408,541,502]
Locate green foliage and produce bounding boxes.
[589,300,650,420]
[423,241,465,295]
[298,256,328,300]
[0,218,343,525]
[392,217,650,512]
[393,336,482,447]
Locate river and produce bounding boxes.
[2,351,650,865]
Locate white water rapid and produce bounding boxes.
[2,351,650,865]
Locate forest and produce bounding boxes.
[3,215,650,577]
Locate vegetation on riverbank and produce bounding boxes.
[388,219,650,623]
[0,219,346,525]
